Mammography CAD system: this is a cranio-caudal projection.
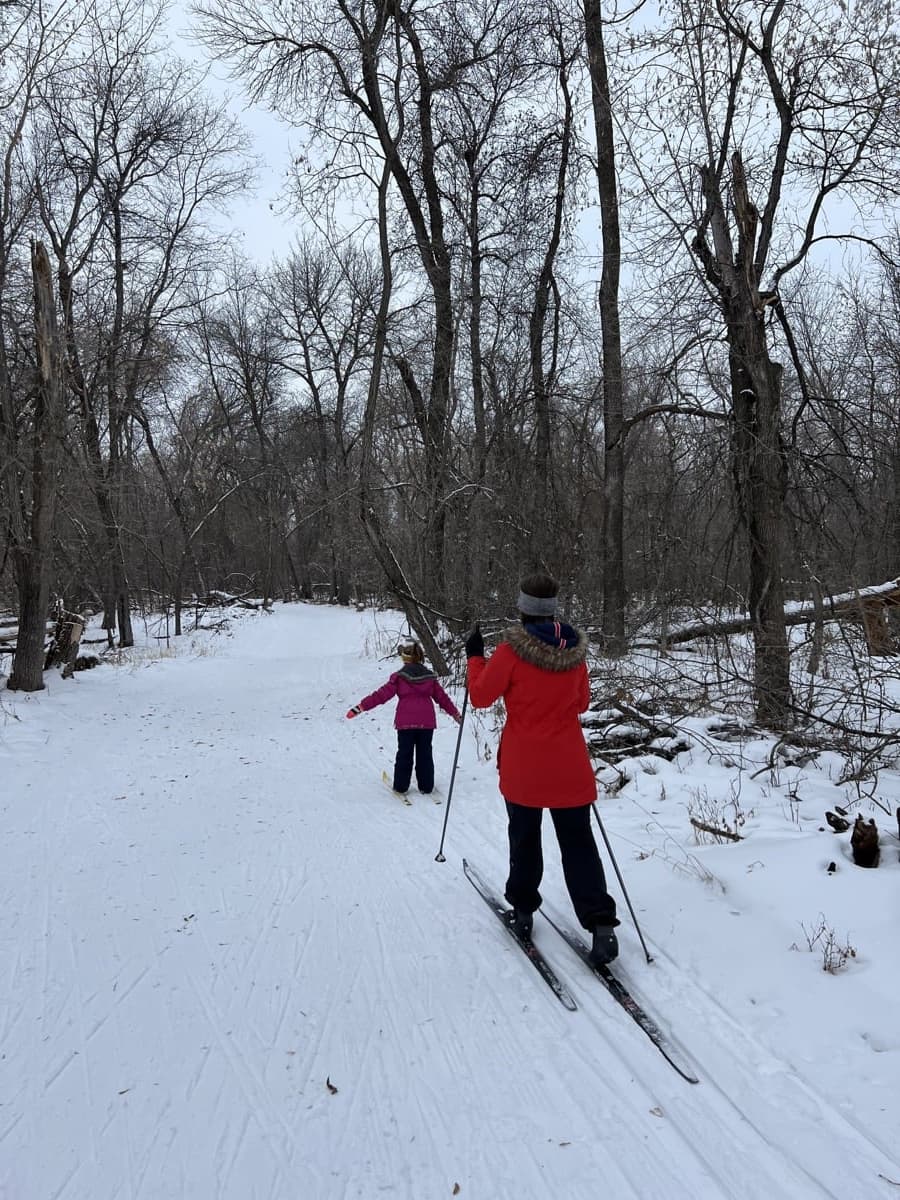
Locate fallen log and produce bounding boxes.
[0,618,56,642]
[659,578,900,654]
[613,698,678,739]
[203,590,272,611]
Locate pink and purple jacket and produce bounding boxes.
[358,663,461,730]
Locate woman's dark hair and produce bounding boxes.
[519,572,558,599]
[518,572,559,623]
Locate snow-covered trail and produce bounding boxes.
[2,605,898,1199]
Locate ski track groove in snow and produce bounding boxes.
[538,908,900,1198]
[47,1158,81,1200]
[182,959,303,1191]
[533,921,816,1197]
[638,933,900,1188]
[68,928,100,1174]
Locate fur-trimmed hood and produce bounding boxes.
[503,622,588,672]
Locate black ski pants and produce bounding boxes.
[393,728,435,794]
[504,801,618,931]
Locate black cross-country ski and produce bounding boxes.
[540,909,699,1084]
[463,859,577,1012]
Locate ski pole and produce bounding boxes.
[434,687,468,863]
[591,803,653,964]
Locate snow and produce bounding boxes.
[2,603,899,1199]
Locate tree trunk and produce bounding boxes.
[95,495,134,647]
[694,154,792,726]
[358,159,449,674]
[526,31,573,571]
[8,242,64,692]
[367,10,453,610]
[136,413,206,635]
[57,254,133,647]
[104,197,134,647]
[728,317,791,725]
[174,557,186,637]
[584,0,626,654]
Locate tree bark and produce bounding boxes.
[583,0,626,654]
[528,29,572,567]
[358,158,449,674]
[8,242,64,692]
[694,154,791,726]
[358,7,453,608]
[57,254,133,647]
[729,323,791,724]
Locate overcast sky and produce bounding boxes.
[169,4,299,265]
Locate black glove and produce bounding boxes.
[465,626,484,658]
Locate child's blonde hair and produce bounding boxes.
[398,640,424,663]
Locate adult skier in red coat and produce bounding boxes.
[466,573,619,964]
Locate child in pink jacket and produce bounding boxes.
[346,640,461,794]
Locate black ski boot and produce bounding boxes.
[511,908,534,940]
[589,925,619,966]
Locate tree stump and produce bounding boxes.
[854,598,897,656]
[44,610,86,679]
[850,816,879,868]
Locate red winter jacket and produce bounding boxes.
[467,622,596,808]
[359,662,460,729]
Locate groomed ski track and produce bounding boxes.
[2,604,898,1199]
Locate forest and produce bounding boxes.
[2,0,899,728]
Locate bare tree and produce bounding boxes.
[33,0,247,645]
[0,4,74,689]
[622,0,900,724]
[272,240,378,604]
[583,0,626,652]
[196,0,594,621]
[196,0,458,601]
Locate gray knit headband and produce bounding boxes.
[517,590,558,617]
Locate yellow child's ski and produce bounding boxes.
[382,770,413,805]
